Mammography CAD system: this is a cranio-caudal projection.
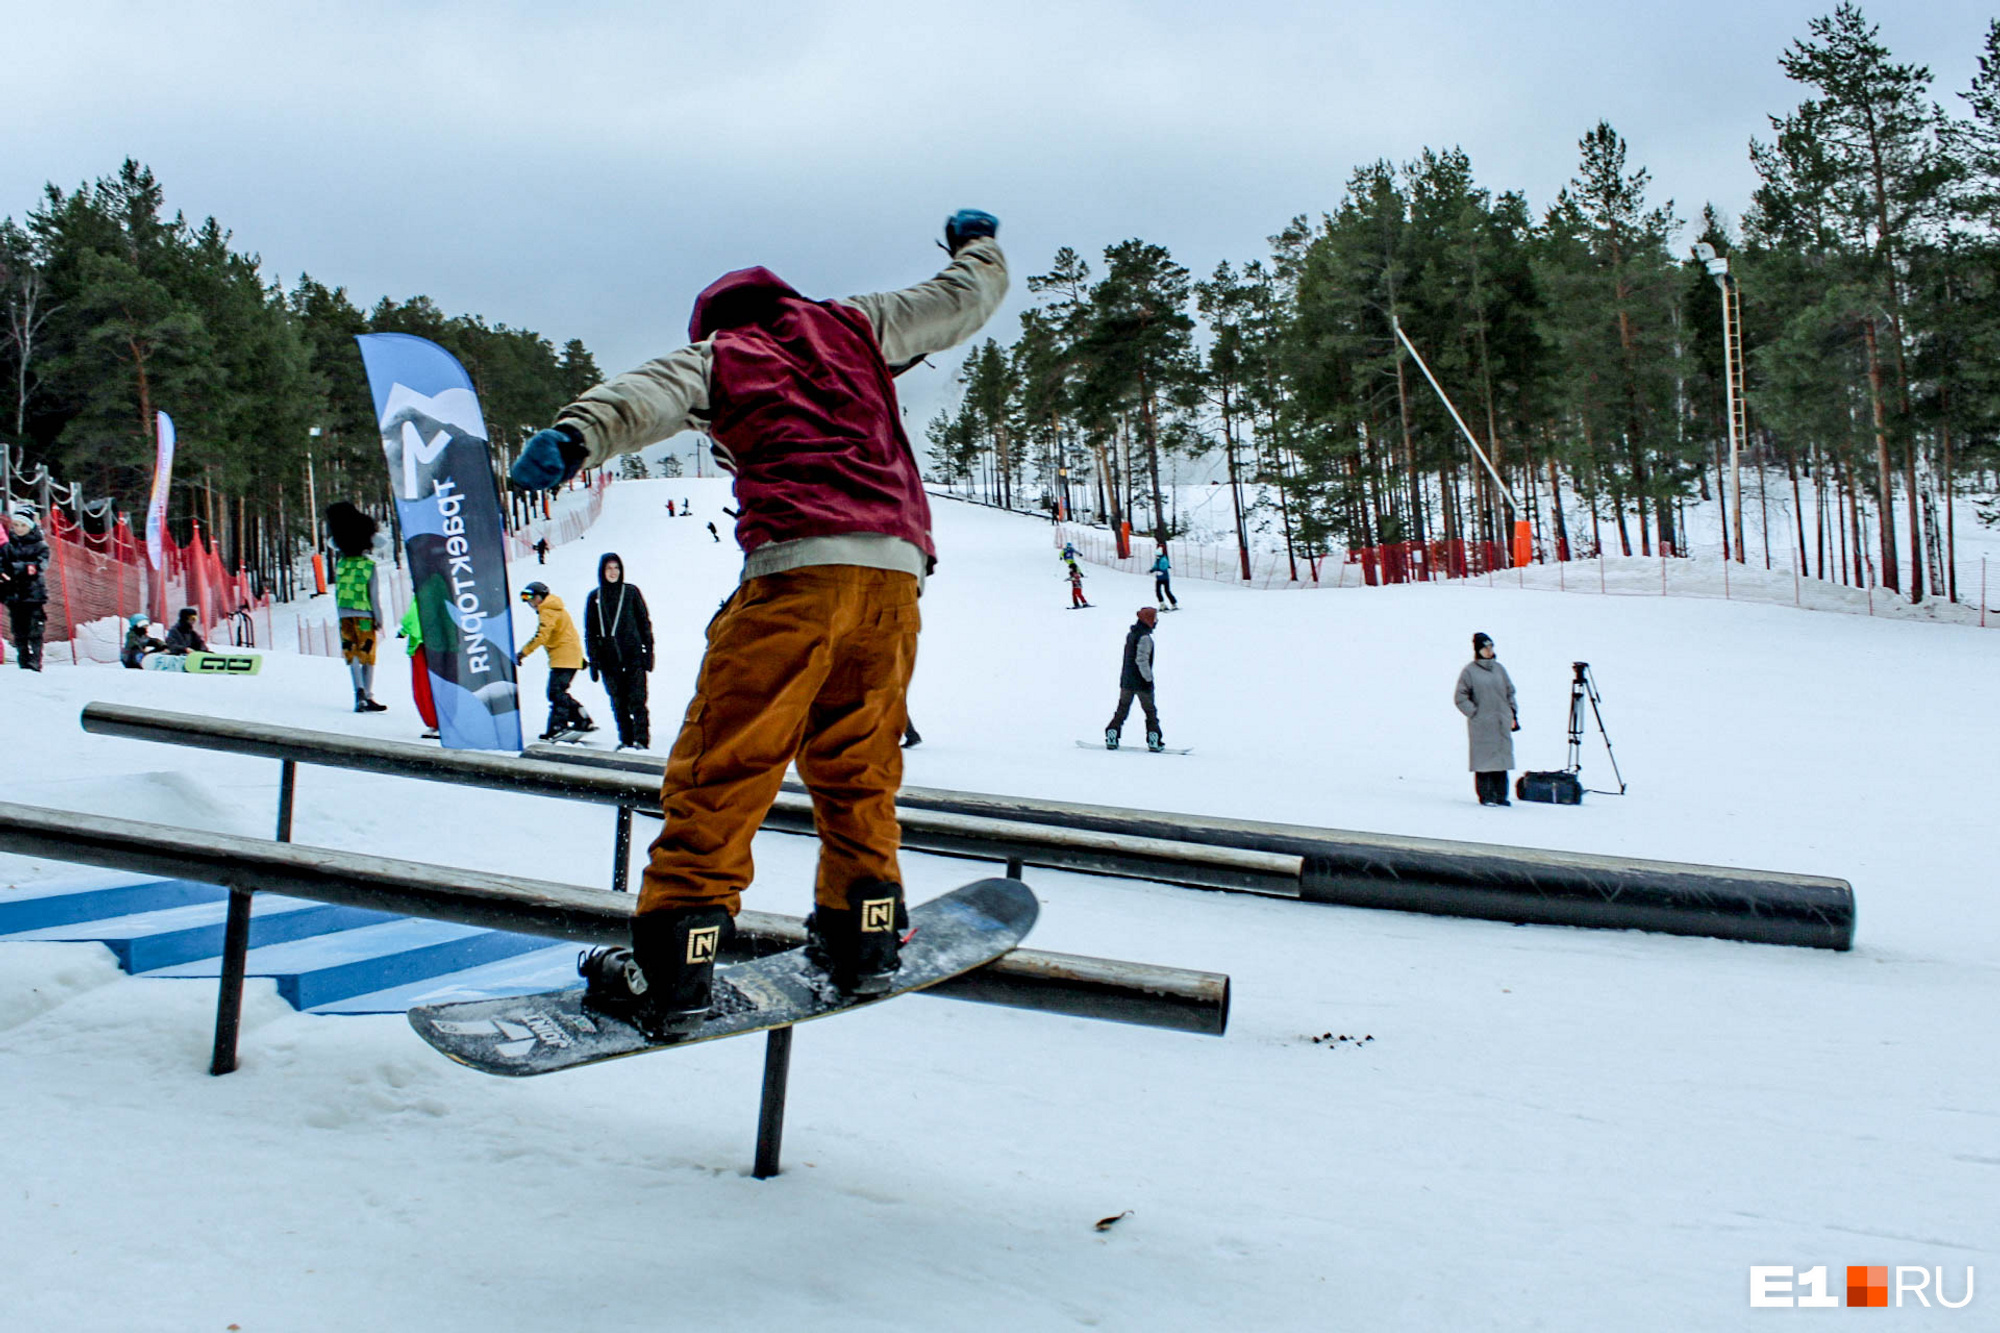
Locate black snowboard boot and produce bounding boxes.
[1104,727,1120,751]
[581,905,733,1040]
[1146,730,1164,753]
[805,880,909,996]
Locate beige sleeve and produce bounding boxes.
[555,342,714,469]
[842,237,1009,367]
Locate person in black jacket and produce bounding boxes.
[1,509,51,671]
[583,552,655,750]
[163,607,207,655]
[1104,606,1163,752]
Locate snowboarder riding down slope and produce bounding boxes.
[1105,606,1164,752]
[1151,548,1178,610]
[507,209,1007,1038]
[1066,560,1088,608]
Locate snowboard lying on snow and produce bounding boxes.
[142,650,263,675]
[408,876,1038,1077]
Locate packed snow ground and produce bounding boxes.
[3,477,1996,1330]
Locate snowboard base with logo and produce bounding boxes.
[408,876,1038,1077]
[143,650,263,675]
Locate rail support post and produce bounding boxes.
[611,805,634,893]
[212,759,295,1076]
[753,1025,795,1179]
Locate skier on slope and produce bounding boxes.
[1454,631,1520,806]
[583,552,655,751]
[1105,606,1164,752]
[506,210,1006,1038]
[1066,559,1089,608]
[1151,547,1178,610]
[515,581,594,741]
[327,502,389,713]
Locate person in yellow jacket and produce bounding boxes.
[515,581,595,741]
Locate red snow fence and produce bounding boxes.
[0,510,270,667]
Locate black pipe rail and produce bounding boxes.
[530,744,1857,951]
[82,704,1300,896]
[0,801,1231,1037]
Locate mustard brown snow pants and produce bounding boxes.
[638,566,920,918]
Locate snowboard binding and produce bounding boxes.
[581,906,733,1040]
[1146,730,1165,753]
[805,881,909,996]
[1104,727,1120,751]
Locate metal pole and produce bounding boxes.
[1392,318,1520,514]
[211,758,294,1076]
[752,1025,794,1179]
[611,806,633,893]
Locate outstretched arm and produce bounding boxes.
[553,343,715,472]
[843,236,1008,368]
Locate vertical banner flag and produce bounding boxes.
[355,333,522,751]
[146,411,175,571]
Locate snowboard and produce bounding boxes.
[408,876,1038,1077]
[142,650,263,675]
[1076,739,1193,756]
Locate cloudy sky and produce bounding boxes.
[5,0,1993,430]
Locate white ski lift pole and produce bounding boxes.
[1392,316,1521,514]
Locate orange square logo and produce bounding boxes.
[1847,1265,1888,1308]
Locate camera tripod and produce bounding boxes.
[1566,661,1627,795]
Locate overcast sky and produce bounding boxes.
[6,0,1994,433]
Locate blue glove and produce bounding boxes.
[945,209,999,255]
[511,426,586,491]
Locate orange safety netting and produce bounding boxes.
[0,509,271,666]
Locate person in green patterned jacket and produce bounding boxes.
[328,501,388,714]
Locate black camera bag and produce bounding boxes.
[1516,770,1584,805]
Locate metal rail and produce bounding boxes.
[82,705,1300,896]
[0,802,1231,1037]
[530,746,1860,951]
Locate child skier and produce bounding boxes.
[515,581,594,741]
[583,552,655,750]
[1454,631,1520,806]
[507,209,1007,1038]
[1105,606,1164,751]
[327,502,388,713]
[1151,548,1178,610]
[1066,560,1089,608]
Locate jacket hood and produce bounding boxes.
[689,267,803,342]
[597,552,626,586]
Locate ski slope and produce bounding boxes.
[2,476,1995,1330]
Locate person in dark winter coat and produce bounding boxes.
[164,607,208,655]
[583,552,655,750]
[1105,606,1164,751]
[1454,631,1520,805]
[121,614,165,669]
[1,510,50,671]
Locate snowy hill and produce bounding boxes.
[2,476,1994,1330]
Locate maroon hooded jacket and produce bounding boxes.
[690,268,934,566]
